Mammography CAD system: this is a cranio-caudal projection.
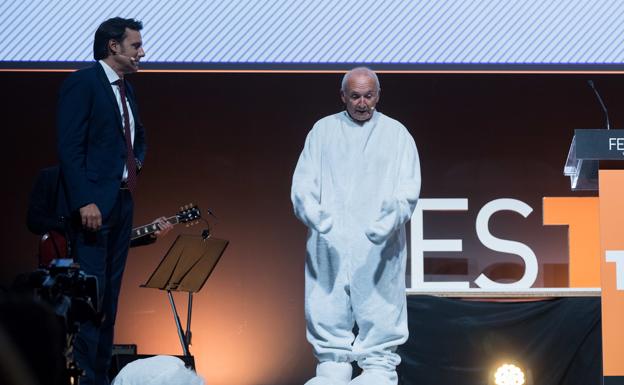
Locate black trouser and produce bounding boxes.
[72,190,133,385]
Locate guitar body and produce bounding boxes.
[39,230,69,267]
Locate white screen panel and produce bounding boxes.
[1,0,623,70]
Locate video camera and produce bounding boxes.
[22,259,99,330]
[9,259,100,384]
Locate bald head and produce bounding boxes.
[341,67,380,93]
[340,67,380,123]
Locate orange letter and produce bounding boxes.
[543,197,600,287]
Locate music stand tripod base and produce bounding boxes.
[141,234,228,356]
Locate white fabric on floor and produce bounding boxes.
[111,355,203,385]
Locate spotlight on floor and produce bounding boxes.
[492,362,527,385]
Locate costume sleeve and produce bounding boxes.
[291,127,333,233]
[56,73,93,212]
[366,131,421,244]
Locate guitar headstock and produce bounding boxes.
[177,204,201,225]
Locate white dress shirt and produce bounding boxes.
[99,60,135,180]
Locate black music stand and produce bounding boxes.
[141,234,228,357]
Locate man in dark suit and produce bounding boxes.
[57,17,148,385]
[26,165,70,239]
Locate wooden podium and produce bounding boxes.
[566,129,624,384]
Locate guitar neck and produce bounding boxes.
[131,216,178,240]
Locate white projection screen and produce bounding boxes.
[2,0,624,71]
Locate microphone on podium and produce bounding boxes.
[587,80,611,130]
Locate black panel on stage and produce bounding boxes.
[399,296,601,385]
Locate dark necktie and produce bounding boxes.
[114,79,137,193]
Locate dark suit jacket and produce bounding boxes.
[27,165,69,236]
[57,62,146,220]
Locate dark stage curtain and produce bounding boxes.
[398,296,601,385]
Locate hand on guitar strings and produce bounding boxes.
[153,217,173,238]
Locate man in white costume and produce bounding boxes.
[291,67,421,385]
